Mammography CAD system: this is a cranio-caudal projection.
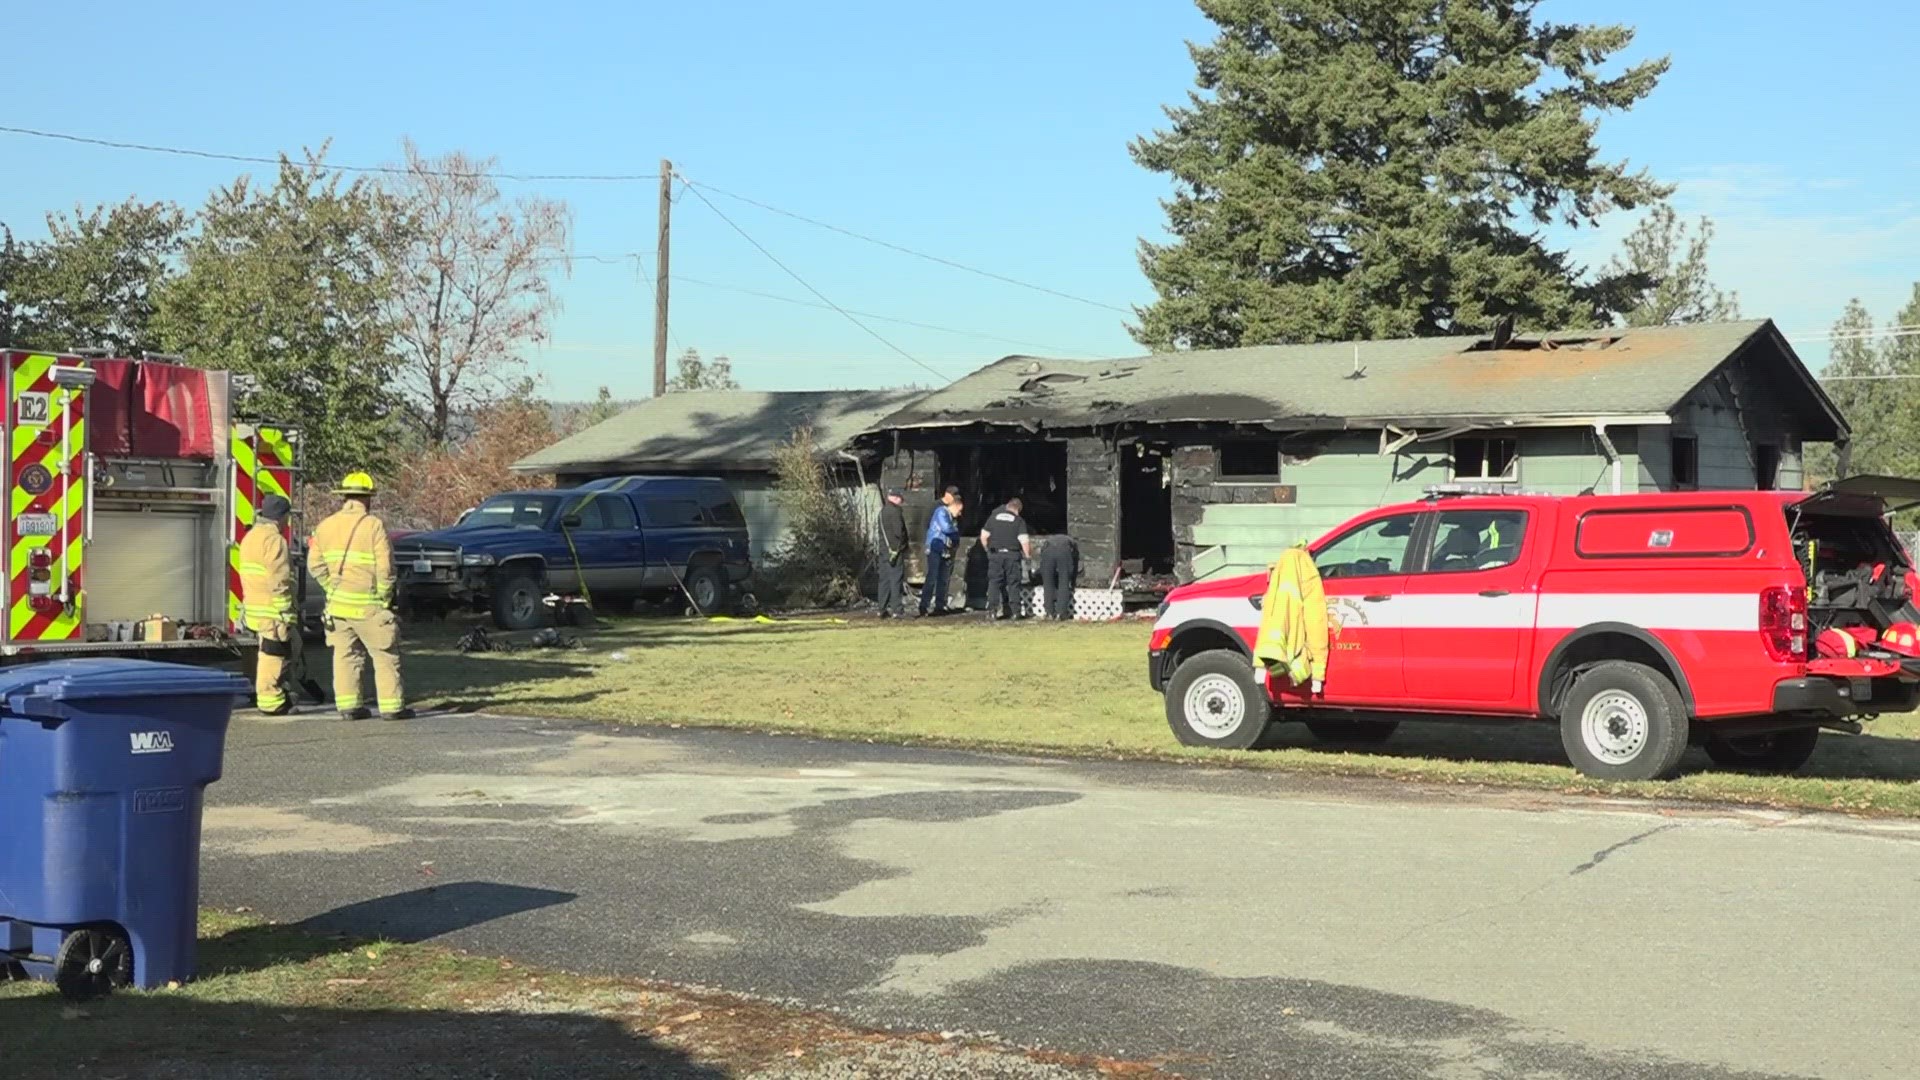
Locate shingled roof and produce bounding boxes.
[515,388,927,474]
[863,319,1846,440]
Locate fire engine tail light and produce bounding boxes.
[1760,585,1807,663]
[1148,627,1173,652]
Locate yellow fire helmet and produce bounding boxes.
[334,471,378,496]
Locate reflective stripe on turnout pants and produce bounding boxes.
[254,620,300,711]
[330,608,406,713]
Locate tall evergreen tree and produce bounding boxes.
[1131,0,1670,350]
[1607,203,1739,326]
[1806,291,1920,483]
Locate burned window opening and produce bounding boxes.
[1218,438,1282,482]
[1452,437,1518,482]
[1671,435,1699,489]
[935,442,1068,537]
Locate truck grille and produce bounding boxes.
[395,544,460,583]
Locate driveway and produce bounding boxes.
[203,712,1920,1079]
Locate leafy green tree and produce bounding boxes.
[0,200,186,353]
[1607,203,1739,326]
[666,347,739,392]
[155,153,408,483]
[1131,0,1670,349]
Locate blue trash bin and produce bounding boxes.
[0,659,250,999]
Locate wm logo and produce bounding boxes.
[129,731,175,755]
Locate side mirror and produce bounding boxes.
[560,514,583,529]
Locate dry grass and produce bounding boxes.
[394,616,1920,818]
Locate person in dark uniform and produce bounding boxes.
[1038,531,1079,621]
[876,488,909,618]
[980,497,1032,621]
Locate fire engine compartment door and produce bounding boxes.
[86,506,220,624]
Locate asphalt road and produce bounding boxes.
[202,712,1920,1080]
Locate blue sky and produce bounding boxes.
[5,0,1916,399]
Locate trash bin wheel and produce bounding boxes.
[54,928,133,1001]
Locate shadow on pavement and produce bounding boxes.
[296,882,578,945]
[1259,716,1920,783]
[0,990,724,1080]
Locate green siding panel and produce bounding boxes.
[1189,427,1621,578]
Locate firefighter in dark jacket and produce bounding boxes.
[1038,532,1079,621]
[876,488,909,618]
[980,497,1032,621]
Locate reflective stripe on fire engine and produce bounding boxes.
[1157,592,1763,634]
[8,353,86,641]
[228,426,295,632]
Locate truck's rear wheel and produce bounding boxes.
[1303,718,1399,744]
[491,569,547,630]
[1560,661,1691,781]
[1164,651,1271,750]
[1703,726,1819,774]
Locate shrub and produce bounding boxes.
[761,427,870,608]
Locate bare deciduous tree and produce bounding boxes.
[388,140,572,447]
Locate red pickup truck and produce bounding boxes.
[1149,478,1920,780]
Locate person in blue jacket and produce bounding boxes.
[919,485,962,616]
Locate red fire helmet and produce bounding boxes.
[1883,623,1920,658]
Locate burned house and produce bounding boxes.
[857,319,1846,594]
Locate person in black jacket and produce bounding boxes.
[1038,532,1079,621]
[876,489,910,618]
[980,498,1032,621]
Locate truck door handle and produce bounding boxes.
[1479,589,1509,598]
[1363,594,1391,603]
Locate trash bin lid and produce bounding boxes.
[0,659,252,721]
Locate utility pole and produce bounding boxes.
[652,159,672,398]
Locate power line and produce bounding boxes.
[681,182,953,384]
[672,274,1106,355]
[1791,324,1920,342]
[682,176,1136,317]
[0,124,661,182]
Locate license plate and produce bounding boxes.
[412,559,434,575]
[16,512,57,536]
[1851,677,1872,703]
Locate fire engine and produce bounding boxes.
[1149,479,1920,781]
[0,348,298,660]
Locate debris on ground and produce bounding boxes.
[456,626,584,654]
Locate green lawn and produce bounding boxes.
[393,616,1920,818]
[2,911,1125,1077]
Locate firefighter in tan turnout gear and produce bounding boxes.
[308,472,412,721]
[239,494,300,715]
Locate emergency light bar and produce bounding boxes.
[1422,483,1543,499]
[49,366,97,389]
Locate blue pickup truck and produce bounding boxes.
[393,476,753,628]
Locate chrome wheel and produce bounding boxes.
[1183,673,1247,739]
[509,587,539,625]
[1581,690,1649,766]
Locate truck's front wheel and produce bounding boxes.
[684,565,728,616]
[1560,661,1691,781]
[1165,651,1271,750]
[1702,726,1819,774]
[491,569,547,630]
